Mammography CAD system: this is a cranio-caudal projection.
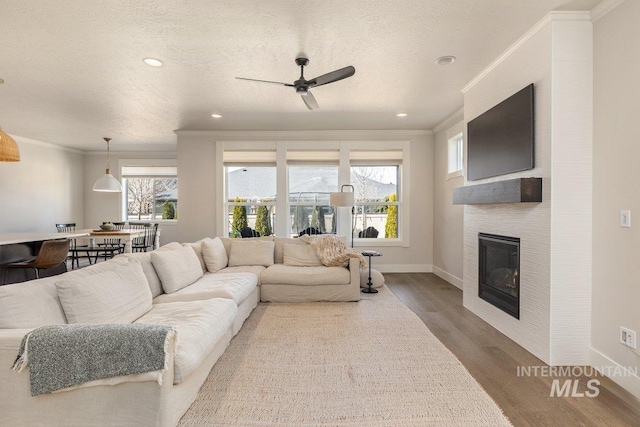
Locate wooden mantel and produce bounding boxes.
[453,177,542,205]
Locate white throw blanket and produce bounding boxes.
[300,234,366,268]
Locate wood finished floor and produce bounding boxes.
[385,273,640,427]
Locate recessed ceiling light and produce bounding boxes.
[143,58,163,67]
[211,114,222,119]
[435,55,456,66]
[396,113,408,117]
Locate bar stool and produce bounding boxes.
[3,239,70,284]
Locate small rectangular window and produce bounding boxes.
[225,166,276,238]
[288,165,338,236]
[447,132,464,177]
[122,165,177,221]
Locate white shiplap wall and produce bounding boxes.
[461,13,592,365]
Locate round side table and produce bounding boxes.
[361,250,382,294]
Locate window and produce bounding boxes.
[289,165,338,236]
[447,123,464,178]
[223,149,278,238]
[219,142,409,246]
[121,165,177,221]
[350,165,399,240]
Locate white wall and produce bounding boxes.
[83,151,178,244]
[176,130,434,272]
[432,111,464,289]
[461,13,593,365]
[591,0,640,400]
[0,136,84,232]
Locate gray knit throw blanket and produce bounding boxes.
[13,323,175,396]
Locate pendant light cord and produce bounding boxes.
[104,137,112,174]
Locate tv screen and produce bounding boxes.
[467,84,534,181]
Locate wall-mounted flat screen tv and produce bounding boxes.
[467,84,534,181]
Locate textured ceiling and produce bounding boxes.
[0,0,602,151]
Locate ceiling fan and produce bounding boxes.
[235,56,355,110]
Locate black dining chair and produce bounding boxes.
[55,223,94,269]
[130,222,158,252]
[3,239,70,284]
[95,221,126,261]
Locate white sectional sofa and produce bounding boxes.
[0,235,361,426]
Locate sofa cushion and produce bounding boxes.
[151,246,203,294]
[157,241,183,251]
[115,252,163,298]
[135,298,237,384]
[220,235,274,258]
[0,277,67,328]
[274,237,305,264]
[261,264,351,286]
[153,272,258,305]
[283,243,322,267]
[228,240,275,267]
[182,239,209,274]
[201,237,228,272]
[55,259,152,324]
[0,257,146,328]
[215,266,266,284]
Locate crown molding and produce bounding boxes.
[12,135,84,154]
[591,0,626,22]
[462,11,591,94]
[84,150,177,156]
[431,108,464,135]
[174,129,432,140]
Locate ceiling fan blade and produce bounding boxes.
[308,66,355,88]
[235,77,294,87]
[301,91,319,110]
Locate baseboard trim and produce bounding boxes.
[376,264,432,273]
[589,347,640,402]
[432,266,463,290]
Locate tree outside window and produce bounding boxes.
[351,166,398,239]
[124,177,177,220]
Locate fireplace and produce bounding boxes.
[478,233,520,318]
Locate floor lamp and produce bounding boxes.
[330,184,355,248]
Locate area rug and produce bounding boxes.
[178,285,512,426]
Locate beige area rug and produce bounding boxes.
[178,286,512,426]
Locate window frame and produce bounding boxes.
[217,140,410,248]
[350,163,401,243]
[224,164,277,237]
[446,122,464,180]
[118,159,178,223]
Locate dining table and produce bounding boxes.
[76,228,153,254]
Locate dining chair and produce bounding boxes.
[56,222,103,269]
[3,239,70,284]
[129,222,158,252]
[95,221,126,261]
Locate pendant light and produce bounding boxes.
[93,137,122,192]
[0,126,20,162]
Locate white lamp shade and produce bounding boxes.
[93,172,123,192]
[330,191,354,207]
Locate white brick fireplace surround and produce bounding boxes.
[461,13,593,366]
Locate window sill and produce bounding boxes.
[447,170,464,181]
[353,239,404,248]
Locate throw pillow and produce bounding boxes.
[151,246,204,294]
[55,259,152,324]
[182,238,209,274]
[228,240,275,267]
[283,243,322,267]
[201,237,229,272]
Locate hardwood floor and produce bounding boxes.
[385,273,640,427]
